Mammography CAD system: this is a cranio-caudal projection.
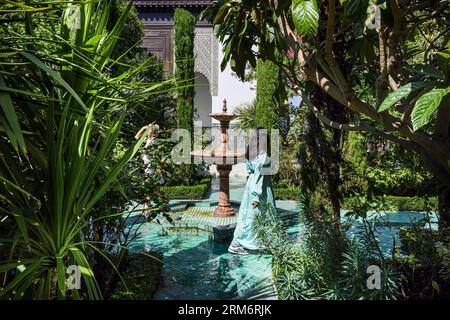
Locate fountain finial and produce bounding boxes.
[222,98,227,113]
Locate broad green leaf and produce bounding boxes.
[85,34,104,48]
[378,81,429,112]
[404,64,445,80]
[291,0,319,36]
[411,87,450,131]
[214,2,231,24]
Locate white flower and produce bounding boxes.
[142,153,152,164]
[65,4,81,31]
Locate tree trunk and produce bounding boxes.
[306,90,347,235]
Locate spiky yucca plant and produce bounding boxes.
[0,1,172,299]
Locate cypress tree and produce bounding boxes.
[255,59,286,130]
[174,8,196,133]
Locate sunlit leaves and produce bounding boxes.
[291,0,319,36]
[411,87,450,131]
[0,0,174,300]
[378,81,429,112]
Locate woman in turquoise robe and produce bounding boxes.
[228,152,276,254]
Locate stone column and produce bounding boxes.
[215,164,234,216]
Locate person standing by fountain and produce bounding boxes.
[228,132,276,255]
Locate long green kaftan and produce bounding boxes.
[230,153,276,250]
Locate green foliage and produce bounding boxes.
[288,96,345,217]
[343,196,438,212]
[233,102,257,130]
[411,86,450,131]
[109,0,175,142]
[161,178,211,200]
[366,167,436,197]
[109,0,144,60]
[404,64,446,81]
[291,0,319,36]
[342,131,437,198]
[396,225,450,299]
[255,59,285,129]
[343,0,370,20]
[202,0,272,78]
[378,81,429,112]
[120,52,175,143]
[110,252,163,300]
[174,8,196,133]
[0,1,173,299]
[273,188,301,200]
[255,191,399,300]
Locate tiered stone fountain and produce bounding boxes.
[191,99,245,217]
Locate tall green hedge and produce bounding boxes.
[174,8,196,133]
[255,59,285,129]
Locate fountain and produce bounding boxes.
[191,99,245,217]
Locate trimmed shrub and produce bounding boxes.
[274,187,301,200]
[161,178,211,200]
[274,187,438,211]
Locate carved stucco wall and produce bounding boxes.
[194,27,219,96]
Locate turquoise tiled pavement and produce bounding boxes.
[128,176,282,300]
[127,176,438,300]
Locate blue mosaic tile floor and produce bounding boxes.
[127,176,438,299]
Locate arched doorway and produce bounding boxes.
[194,72,212,127]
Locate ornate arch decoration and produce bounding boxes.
[194,27,219,96]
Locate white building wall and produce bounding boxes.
[211,41,256,125]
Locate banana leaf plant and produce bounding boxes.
[0,0,173,299]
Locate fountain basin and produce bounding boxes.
[191,150,246,165]
[209,113,237,122]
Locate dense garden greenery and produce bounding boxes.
[205,0,450,226]
[174,8,196,133]
[205,0,450,299]
[1,0,449,301]
[0,0,174,299]
[255,59,285,129]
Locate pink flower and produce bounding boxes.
[282,47,295,59]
